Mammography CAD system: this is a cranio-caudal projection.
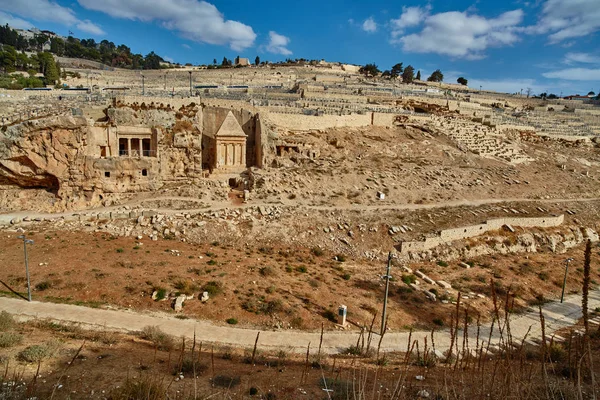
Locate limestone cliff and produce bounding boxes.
[0,115,89,211]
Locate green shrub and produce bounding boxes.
[139,326,175,351]
[226,318,238,325]
[336,254,346,262]
[203,281,223,296]
[295,266,307,273]
[437,260,448,267]
[342,273,351,281]
[401,274,417,285]
[433,318,444,327]
[538,272,549,281]
[116,248,124,253]
[153,287,167,301]
[18,344,55,362]
[0,332,23,348]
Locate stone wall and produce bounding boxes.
[266,112,396,130]
[400,214,564,253]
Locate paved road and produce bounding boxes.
[1,289,599,354]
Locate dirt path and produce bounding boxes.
[2,196,599,224]
[2,289,598,354]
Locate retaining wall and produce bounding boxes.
[400,214,564,253]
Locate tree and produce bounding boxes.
[390,63,403,79]
[143,51,162,69]
[588,91,595,96]
[457,77,468,86]
[34,34,49,52]
[37,52,59,84]
[234,55,240,65]
[50,37,65,56]
[359,63,380,77]
[255,56,260,66]
[382,70,391,78]
[416,70,421,80]
[526,87,532,98]
[0,45,17,73]
[401,65,415,84]
[427,69,444,82]
[213,58,217,65]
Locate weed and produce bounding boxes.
[323,309,337,323]
[18,343,57,363]
[342,273,352,280]
[295,266,307,273]
[213,375,241,388]
[401,274,417,285]
[116,248,124,253]
[0,311,14,330]
[0,332,23,348]
[202,281,223,296]
[311,248,324,257]
[437,260,449,267]
[139,326,175,351]
[226,318,238,325]
[173,280,199,295]
[35,281,52,291]
[259,266,276,277]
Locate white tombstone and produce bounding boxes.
[338,305,347,326]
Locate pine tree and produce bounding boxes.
[416,70,421,80]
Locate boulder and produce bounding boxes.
[173,294,186,312]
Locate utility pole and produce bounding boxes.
[17,235,34,302]
[381,252,392,335]
[188,71,193,97]
[560,258,574,303]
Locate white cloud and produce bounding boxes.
[265,31,292,55]
[542,68,600,81]
[362,17,377,33]
[0,11,33,29]
[394,9,524,59]
[182,44,191,49]
[390,6,430,37]
[0,0,104,35]
[528,0,600,43]
[76,20,105,35]
[564,52,600,65]
[468,78,545,95]
[77,0,255,50]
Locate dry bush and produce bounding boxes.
[0,332,23,348]
[139,326,175,351]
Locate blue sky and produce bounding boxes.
[0,0,599,96]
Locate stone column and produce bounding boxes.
[242,143,247,167]
[139,139,143,157]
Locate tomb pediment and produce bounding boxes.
[215,111,246,138]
